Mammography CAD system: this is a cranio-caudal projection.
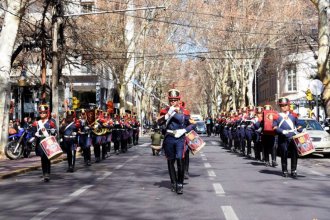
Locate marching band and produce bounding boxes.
[33,101,141,182]
[32,94,306,190]
[217,97,304,178]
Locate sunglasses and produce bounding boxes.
[40,112,47,114]
[279,104,288,107]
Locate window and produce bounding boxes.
[286,64,297,92]
[81,2,94,13]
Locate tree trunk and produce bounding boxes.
[314,0,330,116]
[52,6,60,131]
[0,0,27,154]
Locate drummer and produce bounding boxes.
[273,97,302,178]
[32,104,57,182]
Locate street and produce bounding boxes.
[0,135,329,220]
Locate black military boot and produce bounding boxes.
[176,159,184,195]
[167,160,177,192]
[71,150,76,172]
[184,151,190,179]
[282,163,289,177]
[291,154,298,178]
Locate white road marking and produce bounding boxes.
[200,153,206,157]
[299,166,327,177]
[60,185,94,203]
[30,207,59,220]
[202,157,207,161]
[70,185,93,197]
[115,164,123,170]
[208,170,216,177]
[32,153,138,219]
[213,183,225,196]
[204,162,211,168]
[221,206,239,220]
[97,171,113,181]
[309,170,326,177]
[211,141,218,145]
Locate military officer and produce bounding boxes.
[273,97,302,178]
[157,89,196,195]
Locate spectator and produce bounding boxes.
[8,119,18,134]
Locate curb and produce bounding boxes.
[0,157,67,180]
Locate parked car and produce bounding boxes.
[195,121,207,134]
[298,118,330,157]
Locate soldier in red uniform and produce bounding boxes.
[32,104,57,182]
[157,89,196,194]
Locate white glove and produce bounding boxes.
[174,129,186,138]
[282,130,288,135]
[167,106,176,115]
[257,127,262,133]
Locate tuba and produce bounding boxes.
[92,121,105,135]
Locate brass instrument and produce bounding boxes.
[92,121,105,135]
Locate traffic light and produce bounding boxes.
[306,89,313,101]
[72,97,80,109]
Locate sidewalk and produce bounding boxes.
[0,153,66,180]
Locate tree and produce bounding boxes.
[0,0,29,153]
[310,0,330,116]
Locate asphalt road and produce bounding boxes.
[0,135,329,220]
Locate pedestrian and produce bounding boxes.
[150,127,163,156]
[157,88,196,194]
[32,104,57,182]
[8,119,18,135]
[273,97,303,178]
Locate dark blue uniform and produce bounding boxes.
[159,105,195,194]
[78,118,92,166]
[273,112,302,177]
[60,118,79,172]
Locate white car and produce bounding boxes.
[298,118,330,157]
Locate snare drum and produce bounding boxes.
[40,136,63,160]
[185,130,205,155]
[292,132,315,156]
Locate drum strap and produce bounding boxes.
[64,122,74,132]
[279,113,295,131]
[37,120,50,137]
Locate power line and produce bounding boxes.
[104,0,314,26]
[66,1,294,36]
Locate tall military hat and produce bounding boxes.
[168,89,180,100]
[247,105,255,112]
[278,97,290,105]
[256,106,264,113]
[66,109,75,116]
[264,104,272,110]
[38,104,49,113]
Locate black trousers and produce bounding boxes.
[41,153,51,175]
[263,135,276,162]
[279,138,298,172]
